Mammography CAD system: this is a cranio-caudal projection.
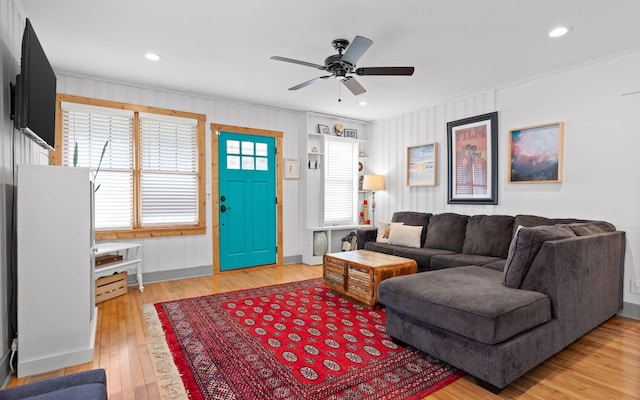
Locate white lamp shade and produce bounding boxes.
[362,175,385,191]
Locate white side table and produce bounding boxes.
[95,242,144,292]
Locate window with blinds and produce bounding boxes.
[324,137,358,225]
[139,114,198,225]
[61,103,134,230]
[57,95,206,238]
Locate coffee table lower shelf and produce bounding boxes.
[323,250,417,307]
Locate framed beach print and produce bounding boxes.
[283,158,299,179]
[407,142,438,186]
[508,122,564,183]
[446,112,498,204]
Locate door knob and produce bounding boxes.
[221,205,231,212]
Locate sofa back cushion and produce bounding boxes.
[392,212,431,247]
[513,215,588,236]
[423,213,469,252]
[558,221,616,236]
[503,225,576,288]
[462,215,515,258]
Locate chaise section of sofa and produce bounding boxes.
[377,219,624,391]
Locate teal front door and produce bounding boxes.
[218,131,277,270]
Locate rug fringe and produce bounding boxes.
[143,304,190,400]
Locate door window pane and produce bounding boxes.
[227,140,240,154]
[227,155,240,169]
[256,157,268,171]
[242,141,254,155]
[242,156,255,170]
[256,143,268,156]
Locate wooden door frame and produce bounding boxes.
[211,123,283,273]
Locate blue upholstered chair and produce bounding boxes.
[0,369,107,400]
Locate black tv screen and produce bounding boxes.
[15,18,57,151]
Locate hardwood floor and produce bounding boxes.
[7,264,640,399]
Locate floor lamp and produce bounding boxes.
[362,175,385,226]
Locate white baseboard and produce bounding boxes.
[620,301,640,320]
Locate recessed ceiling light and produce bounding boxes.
[358,101,368,106]
[549,26,572,38]
[145,52,162,61]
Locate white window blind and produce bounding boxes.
[61,103,134,229]
[324,138,357,225]
[139,115,199,226]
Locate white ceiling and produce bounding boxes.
[17,0,640,121]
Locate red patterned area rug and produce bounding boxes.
[145,279,462,400]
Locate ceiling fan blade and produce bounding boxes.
[355,66,415,76]
[342,76,366,96]
[288,75,331,91]
[342,36,373,66]
[271,56,327,71]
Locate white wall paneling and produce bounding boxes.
[368,51,640,307]
[1,0,51,383]
[368,91,497,223]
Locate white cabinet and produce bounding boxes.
[17,165,97,377]
[95,242,143,292]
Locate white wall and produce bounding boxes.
[1,0,51,383]
[368,50,640,306]
[57,75,306,275]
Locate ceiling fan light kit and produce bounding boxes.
[271,35,415,97]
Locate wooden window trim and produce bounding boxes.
[53,94,207,240]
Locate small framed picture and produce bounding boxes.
[344,128,357,138]
[318,124,330,135]
[283,158,299,179]
[407,142,437,186]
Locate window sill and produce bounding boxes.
[96,225,206,240]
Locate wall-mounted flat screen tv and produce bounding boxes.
[13,18,57,151]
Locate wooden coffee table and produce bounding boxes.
[323,250,417,307]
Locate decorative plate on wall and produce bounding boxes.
[358,161,363,171]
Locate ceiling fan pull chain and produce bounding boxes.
[338,82,342,102]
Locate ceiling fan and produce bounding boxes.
[271,35,414,96]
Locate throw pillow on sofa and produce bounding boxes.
[503,225,576,288]
[376,222,404,243]
[388,224,423,248]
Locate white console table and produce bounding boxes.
[95,242,144,292]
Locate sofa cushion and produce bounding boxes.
[363,241,396,255]
[376,221,404,243]
[513,215,587,235]
[378,266,552,345]
[423,213,469,252]
[558,221,616,236]
[462,215,514,258]
[388,224,423,248]
[430,253,504,270]
[391,247,456,272]
[503,225,576,288]
[392,212,431,247]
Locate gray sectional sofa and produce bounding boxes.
[357,212,625,391]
